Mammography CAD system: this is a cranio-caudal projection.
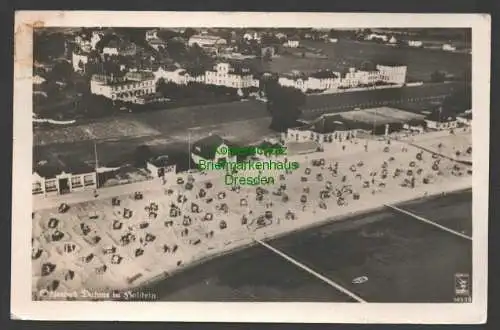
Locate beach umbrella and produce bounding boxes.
[48,280,60,291]
[135,248,144,257]
[183,216,192,226]
[51,230,65,242]
[32,248,43,260]
[219,220,227,230]
[112,220,123,230]
[282,194,289,203]
[48,218,59,229]
[111,254,122,264]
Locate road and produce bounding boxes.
[145,190,472,302]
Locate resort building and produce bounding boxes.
[279,64,407,92]
[90,71,156,103]
[33,159,97,196]
[407,40,423,48]
[376,64,407,85]
[191,134,237,166]
[154,62,259,89]
[284,38,300,48]
[424,110,458,130]
[307,70,341,90]
[188,34,227,47]
[102,39,138,57]
[145,29,159,41]
[284,114,359,144]
[205,62,259,89]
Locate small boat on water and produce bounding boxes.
[352,276,368,284]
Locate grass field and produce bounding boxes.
[256,40,471,82]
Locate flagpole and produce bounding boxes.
[94,140,99,171]
[188,130,191,170]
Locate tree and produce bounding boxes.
[183,28,197,40]
[48,61,73,82]
[134,145,153,168]
[263,48,273,62]
[442,85,471,114]
[266,83,306,132]
[157,29,180,41]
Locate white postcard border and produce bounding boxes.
[12,11,490,323]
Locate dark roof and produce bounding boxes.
[406,118,426,126]
[148,155,176,167]
[376,61,406,67]
[258,140,283,149]
[310,70,339,79]
[33,156,95,179]
[425,110,456,123]
[458,112,472,120]
[124,71,155,81]
[302,114,352,134]
[191,135,231,160]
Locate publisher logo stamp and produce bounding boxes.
[454,273,471,302]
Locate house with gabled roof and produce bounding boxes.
[424,108,458,130]
[32,156,97,196]
[146,155,177,181]
[191,134,237,166]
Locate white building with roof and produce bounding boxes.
[284,39,300,48]
[408,40,423,47]
[424,110,458,130]
[442,44,457,52]
[145,29,159,41]
[285,114,359,144]
[188,34,227,47]
[205,62,259,89]
[90,71,156,103]
[72,51,89,72]
[376,64,407,85]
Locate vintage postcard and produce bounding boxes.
[12,11,489,323]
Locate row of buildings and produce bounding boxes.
[278,64,407,92]
[89,62,260,102]
[33,107,472,197]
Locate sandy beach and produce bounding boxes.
[32,130,472,299]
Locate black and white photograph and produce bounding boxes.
[12,11,489,323]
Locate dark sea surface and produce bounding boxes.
[149,189,472,302]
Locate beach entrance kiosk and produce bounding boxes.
[58,177,70,195]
